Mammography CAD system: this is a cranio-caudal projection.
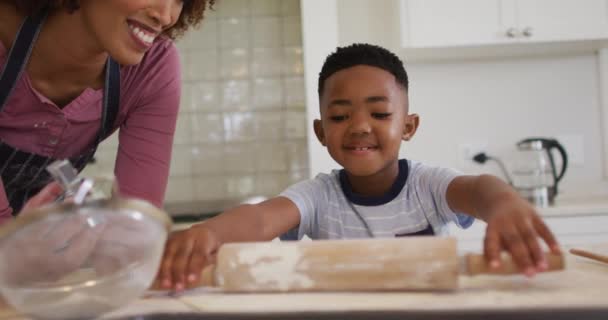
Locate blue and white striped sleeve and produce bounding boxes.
[411,162,474,229]
[278,175,326,240]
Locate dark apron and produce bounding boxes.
[0,10,120,214]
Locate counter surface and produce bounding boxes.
[541,196,608,216]
[1,244,607,319]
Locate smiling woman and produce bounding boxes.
[11,0,213,39]
[0,0,215,223]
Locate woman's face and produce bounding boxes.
[79,0,183,65]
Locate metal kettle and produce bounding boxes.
[472,137,568,207]
[511,137,568,207]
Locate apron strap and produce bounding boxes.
[0,11,47,110]
[84,57,120,164]
[0,8,120,144]
[99,57,120,143]
[0,8,121,211]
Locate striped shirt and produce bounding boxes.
[280,159,474,240]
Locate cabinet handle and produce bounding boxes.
[522,27,533,37]
[506,28,518,38]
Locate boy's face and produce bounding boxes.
[314,65,419,178]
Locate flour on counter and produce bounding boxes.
[221,243,314,291]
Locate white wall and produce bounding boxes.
[301,0,342,175]
[404,55,603,196]
[302,0,608,199]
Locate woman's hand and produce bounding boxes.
[1,213,104,284]
[1,182,104,284]
[155,224,221,292]
[21,182,64,213]
[88,213,161,276]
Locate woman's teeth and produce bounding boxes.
[128,24,155,45]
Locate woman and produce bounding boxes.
[0,0,214,223]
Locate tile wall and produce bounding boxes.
[84,0,309,212]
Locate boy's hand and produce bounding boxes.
[483,194,561,277]
[155,224,221,292]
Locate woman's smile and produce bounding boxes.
[126,19,159,50]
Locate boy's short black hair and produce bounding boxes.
[317,43,409,98]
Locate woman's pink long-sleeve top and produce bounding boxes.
[0,37,181,223]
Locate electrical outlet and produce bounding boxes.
[457,141,488,168]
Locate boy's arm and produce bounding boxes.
[156,196,301,291]
[195,196,301,243]
[446,174,560,276]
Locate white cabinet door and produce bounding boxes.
[402,0,608,49]
[516,0,608,42]
[404,0,506,48]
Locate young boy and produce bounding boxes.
[157,43,561,291]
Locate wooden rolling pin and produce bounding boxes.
[194,237,564,292]
[569,248,608,264]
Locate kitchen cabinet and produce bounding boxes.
[401,0,608,48]
[516,0,608,43]
[402,0,506,47]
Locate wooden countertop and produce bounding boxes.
[1,245,608,319]
[174,248,608,314]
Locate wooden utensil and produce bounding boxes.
[195,237,564,292]
[569,248,608,264]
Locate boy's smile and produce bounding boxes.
[314,65,419,196]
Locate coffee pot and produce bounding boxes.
[511,137,568,207]
[473,137,568,207]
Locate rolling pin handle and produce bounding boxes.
[465,252,565,276]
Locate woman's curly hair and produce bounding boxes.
[10,0,215,39]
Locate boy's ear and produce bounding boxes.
[313,119,326,146]
[402,113,419,141]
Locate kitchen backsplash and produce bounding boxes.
[83,0,309,211]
